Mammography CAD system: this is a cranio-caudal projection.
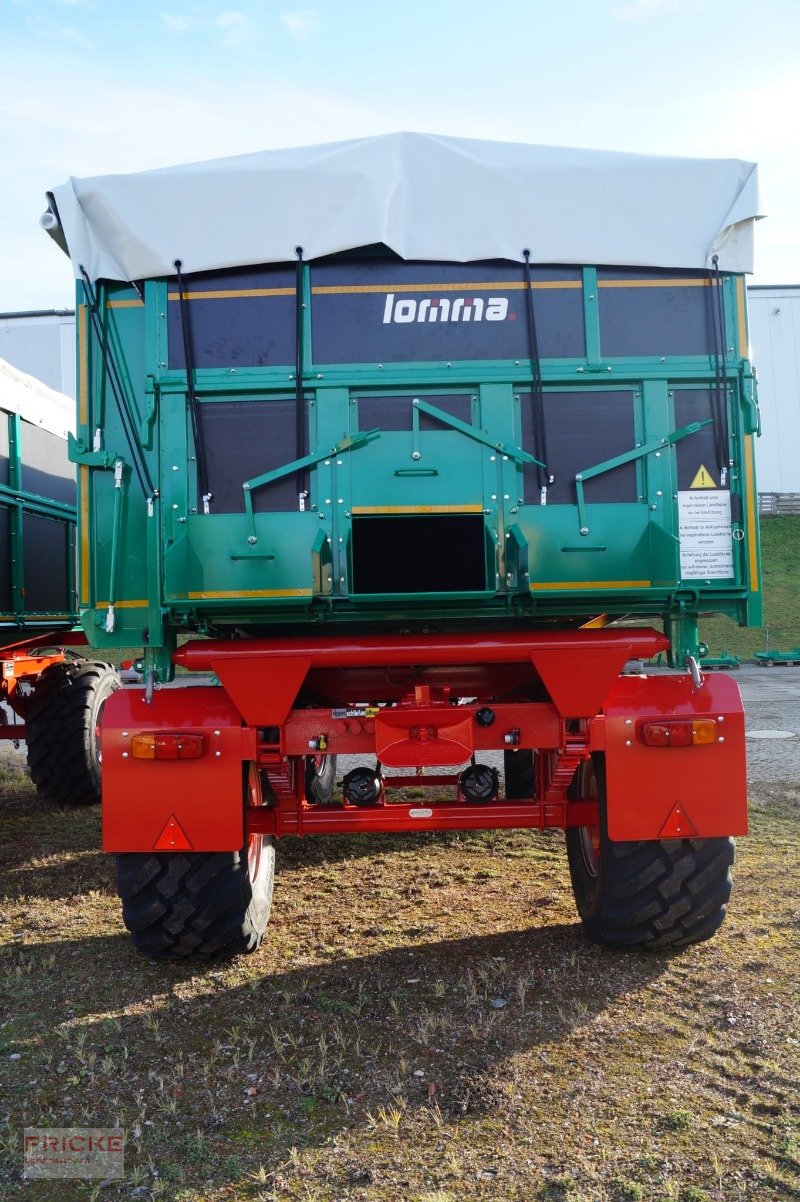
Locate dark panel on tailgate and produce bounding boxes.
[0,506,10,610]
[200,399,302,512]
[21,422,74,505]
[521,390,637,504]
[168,266,296,369]
[0,417,8,486]
[673,389,722,489]
[22,514,70,611]
[358,394,472,432]
[598,268,714,357]
[312,261,584,363]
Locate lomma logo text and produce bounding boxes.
[382,294,510,324]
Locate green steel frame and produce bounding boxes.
[70,265,762,683]
[0,409,77,638]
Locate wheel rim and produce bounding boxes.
[248,832,263,883]
[305,753,336,804]
[578,763,601,878]
[579,824,601,877]
[246,764,265,885]
[93,696,109,768]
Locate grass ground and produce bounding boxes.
[701,516,800,660]
[1,755,798,1202]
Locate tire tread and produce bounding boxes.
[567,757,734,949]
[27,660,120,806]
[116,844,275,959]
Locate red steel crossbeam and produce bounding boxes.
[175,627,669,724]
[278,700,562,767]
[247,798,600,837]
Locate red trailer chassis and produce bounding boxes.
[0,632,86,740]
[101,627,748,853]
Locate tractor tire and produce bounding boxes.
[566,755,734,949]
[305,754,337,804]
[116,835,275,958]
[27,660,121,806]
[504,749,535,800]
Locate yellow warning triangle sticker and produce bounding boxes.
[689,464,717,489]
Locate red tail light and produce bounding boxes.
[640,720,716,747]
[131,733,206,760]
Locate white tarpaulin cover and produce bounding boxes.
[42,132,761,282]
[0,357,74,440]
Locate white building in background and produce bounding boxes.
[748,287,800,493]
[1,295,798,494]
[0,310,75,399]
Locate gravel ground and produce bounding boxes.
[737,664,800,782]
[1,665,798,1201]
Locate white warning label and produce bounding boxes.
[678,490,733,579]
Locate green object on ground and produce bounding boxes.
[754,648,800,664]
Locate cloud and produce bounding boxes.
[216,9,251,46]
[38,23,94,48]
[160,9,251,45]
[613,0,693,19]
[161,13,194,32]
[281,9,318,40]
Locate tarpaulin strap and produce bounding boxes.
[295,246,308,509]
[173,260,212,511]
[78,266,155,500]
[709,255,731,483]
[522,249,550,491]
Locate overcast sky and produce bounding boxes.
[2,0,799,311]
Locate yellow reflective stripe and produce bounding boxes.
[105,299,144,308]
[311,280,580,295]
[351,505,484,515]
[78,305,88,427]
[531,580,651,591]
[94,599,148,609]
[183,589,313,599]
[744,434,759,591]
[79,465,90,606]
[736,277,748,357]
[167,288,295,300]
[162,281,581,299]
[580,613,612,628]
[598,279,709,288]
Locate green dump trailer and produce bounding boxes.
[43,133,762,956]
[0,357,119,803]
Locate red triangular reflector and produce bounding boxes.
[659,801,698,839]
[153,814,192,851]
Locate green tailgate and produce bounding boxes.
[70,258,762,681]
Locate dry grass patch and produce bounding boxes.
[0,754,798,1201]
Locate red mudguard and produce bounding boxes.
[599,671,747,840]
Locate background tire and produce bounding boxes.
[305,754,337,804]
[566,754,734,949]
[116,835,275,958]
[504,749,535,800]
[27,660,120,806]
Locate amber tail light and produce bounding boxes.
[639,720,716,747]
[131,733,206,760]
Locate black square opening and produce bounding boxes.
[352,514,486,594]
